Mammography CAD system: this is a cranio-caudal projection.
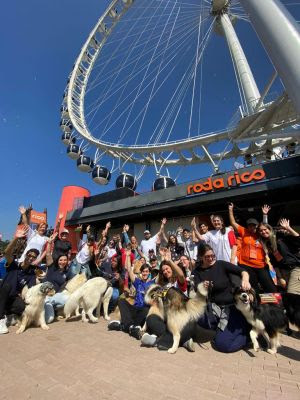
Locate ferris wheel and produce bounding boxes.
[60,0,300,191]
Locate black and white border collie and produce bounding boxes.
[234,288,287,354]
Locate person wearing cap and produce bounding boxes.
[228,203,276,293]
[51,213,72,262]
[140,218,166,260]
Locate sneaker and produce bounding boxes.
[108,320,122,331]
[141,333,157,347]
[183,338,195,352]
[129,326,142,340]
[0,318,9,334]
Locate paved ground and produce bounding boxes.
[1,317,299,400]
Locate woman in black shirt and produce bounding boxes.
[43,234,69,323]
[193,245,251,353]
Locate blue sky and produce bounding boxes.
[1,0,299,240]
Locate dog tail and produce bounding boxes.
[64,285,85,319]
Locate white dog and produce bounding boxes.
[64,277,113,322]
[16,282,55,334]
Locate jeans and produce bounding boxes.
[67,259,91,280]
[44,292,69,324]
[109,288,119,312]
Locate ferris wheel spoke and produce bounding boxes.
[85,9,202,115]
[89,20,202,140]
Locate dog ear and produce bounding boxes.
[249,288,258,307]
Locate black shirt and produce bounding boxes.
[42,264,66,293]
[52,238,72,261]
[193,260,245,306]
[3,261,36,297]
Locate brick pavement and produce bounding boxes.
[0,318,299,400]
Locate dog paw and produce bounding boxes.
[16,329,21,335]
[198,283,208,297]
[167,348,177,354]
[267,348,277,355]
[253,345,260,352]
[41,325,50,330]
[104,316,111,321]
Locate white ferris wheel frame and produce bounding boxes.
[64,0,300,169]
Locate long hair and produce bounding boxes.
[210,214,226,235]
[257,223,277,254]
[167,234,178,247]
[157,260,177,286]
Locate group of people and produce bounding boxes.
[0,204,299,354]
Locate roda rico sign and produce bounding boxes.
[187,169,266,195]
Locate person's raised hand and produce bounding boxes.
[15,225,29,239]
[58,213,64,220]
[228,202,234,211]
[262,204,271,215]
[19,205,26,215]
[279,218,290,231]
[106,221,111,229]
[191,218,197,229]
[161,218,167,225]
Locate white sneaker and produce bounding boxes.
[141,333,157,347]
[0,318,9,334]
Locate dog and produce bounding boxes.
[144,282,208,354]
[64,277,113,322]
[234,287,287,354]
[16,282,55,334]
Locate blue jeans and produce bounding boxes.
[109,288,119,312]
[44,292,69,324]
[198,305,250,353]
[67,259,91,279]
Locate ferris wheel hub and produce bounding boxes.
[211,0,230,15]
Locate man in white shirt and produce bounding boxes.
[140,218,166,260]
[176,228,198,266]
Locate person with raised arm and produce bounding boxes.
[258,218,300,294]
[192,214,237,264]
[140,218,167,260]
[52,213,72,262]
[68,224,96,279]
[43,232,69,323]
[228,203,276,293]
[18,205,48,266]
[122,224,143,260]
[108,248,154,339]
[176,225,198,266]
[0,226,39,334]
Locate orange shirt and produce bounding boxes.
[237,225,266,268]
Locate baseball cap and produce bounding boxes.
[246,218,259,226]
[61,228,69,234]
[144,230,151,234]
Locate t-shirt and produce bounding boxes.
[202,228,236,263]
[237,225,265,268]
[76,240,92,265]
[176,235,198,261]
[193,261,244,306]
[140,234,159,258]
[52,238,72,261]
[3,260,36,296]
[133,278,155,308]
[19,227,48,262]
[164,278,188,295]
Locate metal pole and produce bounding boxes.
[239,0,300,114]
[220,14,261,115]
